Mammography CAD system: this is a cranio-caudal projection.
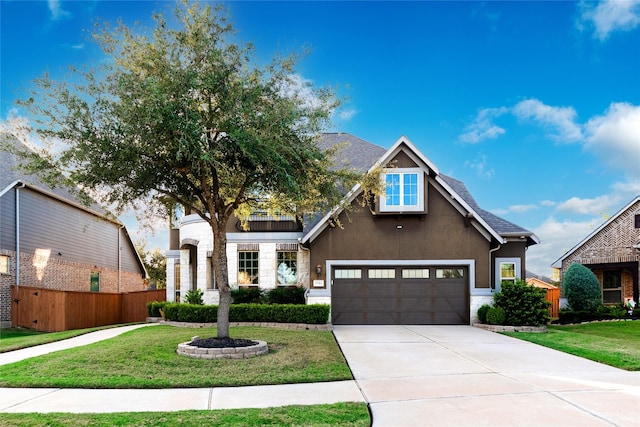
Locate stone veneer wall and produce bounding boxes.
[170,215,310,306]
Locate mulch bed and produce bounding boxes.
[188,337,258,348]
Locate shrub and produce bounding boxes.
[146,301,167,317]
[492,279,550,326]
[231,287,265,304]
[486,306,506,325]
[563,263,601,312]
[265,286,306,304]
[477,304,491,323]
[184,289,204,305]
[162,302,330,324]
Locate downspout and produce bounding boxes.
[15,183,26,286]
[489,243,501,292]
[118,225,124,293]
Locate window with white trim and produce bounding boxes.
[277,251,298,285]
[380,168,424,212]
[495,257,521,291]
[238,251,259,285]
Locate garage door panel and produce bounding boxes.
[331,265,469,325]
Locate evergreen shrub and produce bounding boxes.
[477,304,491,323]
[563,263,601,312]
[486,306,506,325]
[493,280,550,326]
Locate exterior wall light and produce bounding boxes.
[316,264,322,276]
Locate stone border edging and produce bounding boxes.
[148,319,332,331]
[473,323,547,333]
[177,339,269,359]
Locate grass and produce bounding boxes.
[503,321,640,371]
[0,325,127,353]
[0,403,371,427]
[0,325,353,388]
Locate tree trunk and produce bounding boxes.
[211,224,231,338]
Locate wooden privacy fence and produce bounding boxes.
[545,287,560,318]
[11,286,166,332]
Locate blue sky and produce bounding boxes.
[2,1,639,277]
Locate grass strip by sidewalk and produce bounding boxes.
[0,402,370,427]
[503,321,640,371]
[0,325,352,388]
[0,325,126,353]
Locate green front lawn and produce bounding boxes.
[0,325,352,388]
[0,403,370,427]
[503,321,640,370]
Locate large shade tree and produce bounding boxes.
[13,1,361,338]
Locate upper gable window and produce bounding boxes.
[380,168,424,212]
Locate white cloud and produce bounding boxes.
[48,0,71,21]
[512,98,583,142]
[464,154,495,178]
[583,102,640,179]
[579,0,640,41]
[527,216,596,275]
[557,194,624,215]
[458,107,507,144]
[540,200,556,207]
[338,108,357,121]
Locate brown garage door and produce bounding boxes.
[331,266,469,325]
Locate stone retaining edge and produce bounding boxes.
[177,340,269,359]
[473,323,546,333]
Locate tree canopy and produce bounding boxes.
[13,0,363,338]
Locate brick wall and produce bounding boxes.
[0,249,144,324]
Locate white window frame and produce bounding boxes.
[495,257,521,292]
[380,168,424,212]
[0,255,9,274]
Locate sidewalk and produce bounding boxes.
[0,324,365,413]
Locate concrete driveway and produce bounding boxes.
[333,325,640,427]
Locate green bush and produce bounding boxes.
[231,287,265,304]
[492,280,550,326]
[477,304,491,323]
[184,289,204,305]
[563,263,601,312]
[265,286,306,304]
[162,302,330,324]
[146,301,167,317]
[486,306,506,325]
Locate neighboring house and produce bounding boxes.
[552,196,640,306]
[0,135,147,328]
[165,133,538,325]
[525,277,557,290]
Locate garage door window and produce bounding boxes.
[402,269,430,279]
[436,268,464,279]
[368,269,396,279]
[335,269,361,279]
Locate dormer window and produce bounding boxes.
[380,168,424,212]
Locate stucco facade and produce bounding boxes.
[165,134,538,324]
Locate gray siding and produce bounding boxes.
[17,188,140,273]
[0,189,16,249]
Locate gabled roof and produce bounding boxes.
[1,133,147,277]
[0,133,108,216]
[302,134,538,245]
[552,195,640,268]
